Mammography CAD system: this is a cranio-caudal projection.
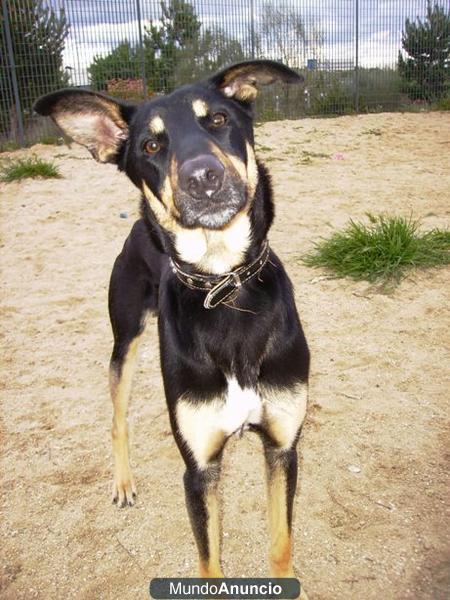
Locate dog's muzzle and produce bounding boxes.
[175,154,246,229]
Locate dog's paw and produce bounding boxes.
[112,477,137,508]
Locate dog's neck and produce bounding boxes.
[173,211,253,275]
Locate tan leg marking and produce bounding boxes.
[266,462,294,577]
[262,382,308,450]
[176,398,227,469]
[261,383,308,579]
[176,396,230,577]
[198,486,224,578]
[176,377,263,467]
[110,336,141,506]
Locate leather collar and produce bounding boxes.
[169,240,270,309]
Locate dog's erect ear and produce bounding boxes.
[209,60,304,103]
[33,89,135,163]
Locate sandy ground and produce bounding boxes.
[1,111,449,600]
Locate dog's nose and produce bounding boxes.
[178,155,224,199]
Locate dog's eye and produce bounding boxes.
[210,112,227,128]
[144,140,160,155]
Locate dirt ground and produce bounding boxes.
[1,111,449,600]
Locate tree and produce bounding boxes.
[88,0,202,95]
[0,0,69,139]
[144,0,201,92]
[88,41,143,93]
[398,2,450,101]
[254,3,324,68]
[250,3,323,120]
[173,27,245,86]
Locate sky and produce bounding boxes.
[50,0,445,85]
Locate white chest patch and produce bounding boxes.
[221,376,262,435]
[175,376,263,469]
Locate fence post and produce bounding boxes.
[2,0,26,146]
[250,0,255,59]
[135,0,148,99]
[355,0,360,113]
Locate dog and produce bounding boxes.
[34,60,310,587]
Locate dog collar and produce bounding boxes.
[169,240,270,309]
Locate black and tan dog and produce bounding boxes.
[34,61,310,586]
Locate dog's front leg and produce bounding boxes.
[263,443,297,577]
[184,463,223,577]
[175,398,227,577]
[108,242,153,507]
[260,382,308,579]
[109,335,141,507]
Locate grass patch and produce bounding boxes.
[301,150,330,159]
[39,136,64,146]
[431,96,450,111]
[361,128,383,136]
[0,155,61,182]
[0,140,22,153]
[297,150,330,165]
[303,214,450,285]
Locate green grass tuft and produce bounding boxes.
[303,214,450,285]
[361,128,383,136]
[431,96,450,111]
[0,156,61,182]
[301,150,330,159]
[39,136,64,146]
[0,140,21,153]
[256,144,273,152]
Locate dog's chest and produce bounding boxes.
[221,376,262,435]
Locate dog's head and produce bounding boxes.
[34,60,301,232]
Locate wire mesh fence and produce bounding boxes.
[1,0,449,148]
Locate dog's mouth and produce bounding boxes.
[175,178,247,230]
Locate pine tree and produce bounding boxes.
[398,2,450,101]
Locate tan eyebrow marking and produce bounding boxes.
[149,115,165,134]
[192,99,208,117]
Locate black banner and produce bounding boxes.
[149,578,301,599]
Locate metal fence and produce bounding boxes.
[1,0,449,148]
